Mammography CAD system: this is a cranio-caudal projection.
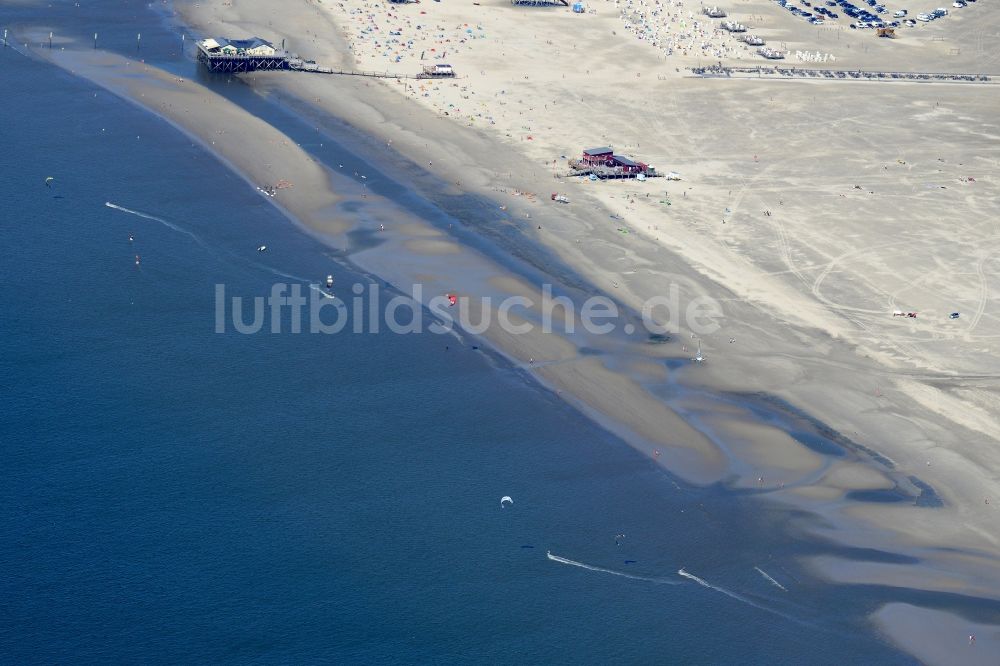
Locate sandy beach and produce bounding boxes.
[14,0,1000,657]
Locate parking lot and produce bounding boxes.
[773,0,979,31]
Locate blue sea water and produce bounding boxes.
[0,3,963,663]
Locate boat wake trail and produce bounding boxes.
[678,567,800,623]
[252,264,312,284]
[547,551,680,585]
[308,284,338,300]
[233,261,337,299]
[105,202,205,246]
[754,566,788,592]
[548,555,811,627]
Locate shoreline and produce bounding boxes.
[193,6,997,592]
[12,0,1000,657]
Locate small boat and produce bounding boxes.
[257,245,267,252]
[325,275,334,289]
[550,193,570,204]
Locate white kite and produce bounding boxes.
[500,496,514,508]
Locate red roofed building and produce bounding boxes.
[582,146,614,165]
[581,147,649,174]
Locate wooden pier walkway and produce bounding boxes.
[288,58,456,80]
[691,65,994,84]
[291,62,452,79]
[198,51,458,80]
[194,37,461,79]
[556,166,661,180]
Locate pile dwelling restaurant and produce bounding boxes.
[572,147,656,178]
[196,37,289,72]
[511,0,570,6]
[419,63,456,78]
